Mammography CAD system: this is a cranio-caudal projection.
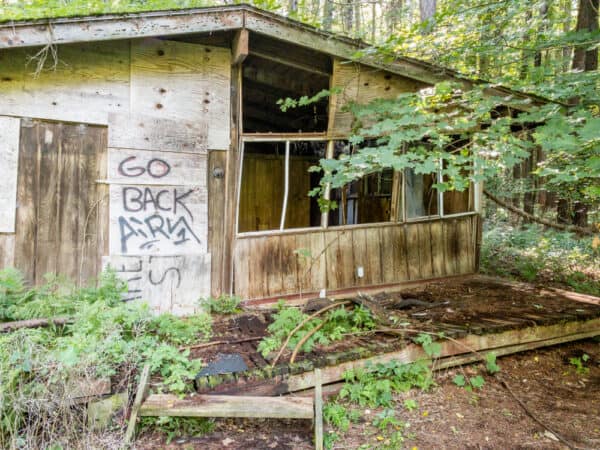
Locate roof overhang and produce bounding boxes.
[0,4,554,108]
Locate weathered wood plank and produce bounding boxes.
[0,116,20,232]
[108,148,207,186]
[0,42,130,125]
[108,114,208,154]
[103,254,210,315]
[380,227,395,284]
[324,230,341,291]
[310,232,327,294]
[232,29,249,65]
[285,317,600,392]
[35,122,61,282]
[417,222,433,279]
[0,234,15,268]
[208,150,227,296]
[429,220,445,277]
[130,39,230,151]
[364,227,382,286]
[124,363,151,447]
[405,224,421,280]
[233,238,250,299]
[443,219,458,276]
[139,394,314,419]
[281,234,299,295]
[14,120,40,281]
[327,59,428,136]
[351,228,368,286]
[314,369,323,450]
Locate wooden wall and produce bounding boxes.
[0,38,232,314]
[327,59,429,136]
[14,120,108,285]
[233,214,479,299]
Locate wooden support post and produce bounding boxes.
[232,29,249,66]
[314,369,323,450]
[123,363,151,447]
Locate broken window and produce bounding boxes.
[237,140,325,233]
[404,169,439,219]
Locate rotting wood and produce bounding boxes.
[283,317,600,392]
[232,29,249,65]
[290,321,326,364]
[139,394,314,419]
[124,363,151,447]
[0,317,72,332]
[314,368,323,450]
[179,336,262,352]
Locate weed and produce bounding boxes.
[202,294,243,315]
[453,374,485,390]
[139,416,214,444]
[485,353,501,374]
[257,301,375,358]
[372,408,403,431]
[0,268,212,448]
[340,359,433,408]
[403,398,418,411]
[323,402,359,432]
[324,431,341,450]
[569,354,590,374]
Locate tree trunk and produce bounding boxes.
[557,199,571,224]
[419,0,436,33]
[572,0,599,72]
[323,0,333,31]
[344,0,354,34]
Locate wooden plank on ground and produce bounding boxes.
[139,394,314,419]
[285,317,600,392]
[0,116,20,232]
[314,369,323,450]
[124,363,151,447]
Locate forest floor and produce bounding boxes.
[137,332,600,449]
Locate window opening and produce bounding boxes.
[237,140,326,233]
[404,168,439,219]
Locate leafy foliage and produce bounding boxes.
[257,301,376,357]
[202,294,243,315]
[139,416,215,444]
[481,218,600,295]
[340,359,433,408]
[0,268,212,448]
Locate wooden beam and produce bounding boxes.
[139,394,314,419]
[250,51,330,77]
[124,363,151,447]
[284,316,600,392]
[232,29,249,66]
[314,369,323,450]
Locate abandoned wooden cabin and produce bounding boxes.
[0,5,535,314]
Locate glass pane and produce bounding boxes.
[405,169,438,218]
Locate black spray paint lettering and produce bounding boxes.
[122,187,195,220]
[113,256,183,302]
[118,156,171,178]
[119,214,202,253]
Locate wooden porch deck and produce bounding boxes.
[186,275,600,396]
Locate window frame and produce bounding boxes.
[235,134,480,237]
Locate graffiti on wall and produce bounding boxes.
[103,254,211,315]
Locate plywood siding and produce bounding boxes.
[13,120,108,285]
[0,116,20,232]
[130,38,231,150]
[0,42,130,125]
[233,215,479,299]
[327,59,429,136]
[0,39,231,150]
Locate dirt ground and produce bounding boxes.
[137,338,600,449]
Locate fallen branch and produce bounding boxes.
[0,317,72,332]
[290,321,326,364]
[179,336,262,352]
[271,300,351,367]
[497,375,585,450]
[484,189,593,235]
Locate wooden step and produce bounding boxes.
[139,393,314,419]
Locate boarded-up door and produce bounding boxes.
[14,120,108,285]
